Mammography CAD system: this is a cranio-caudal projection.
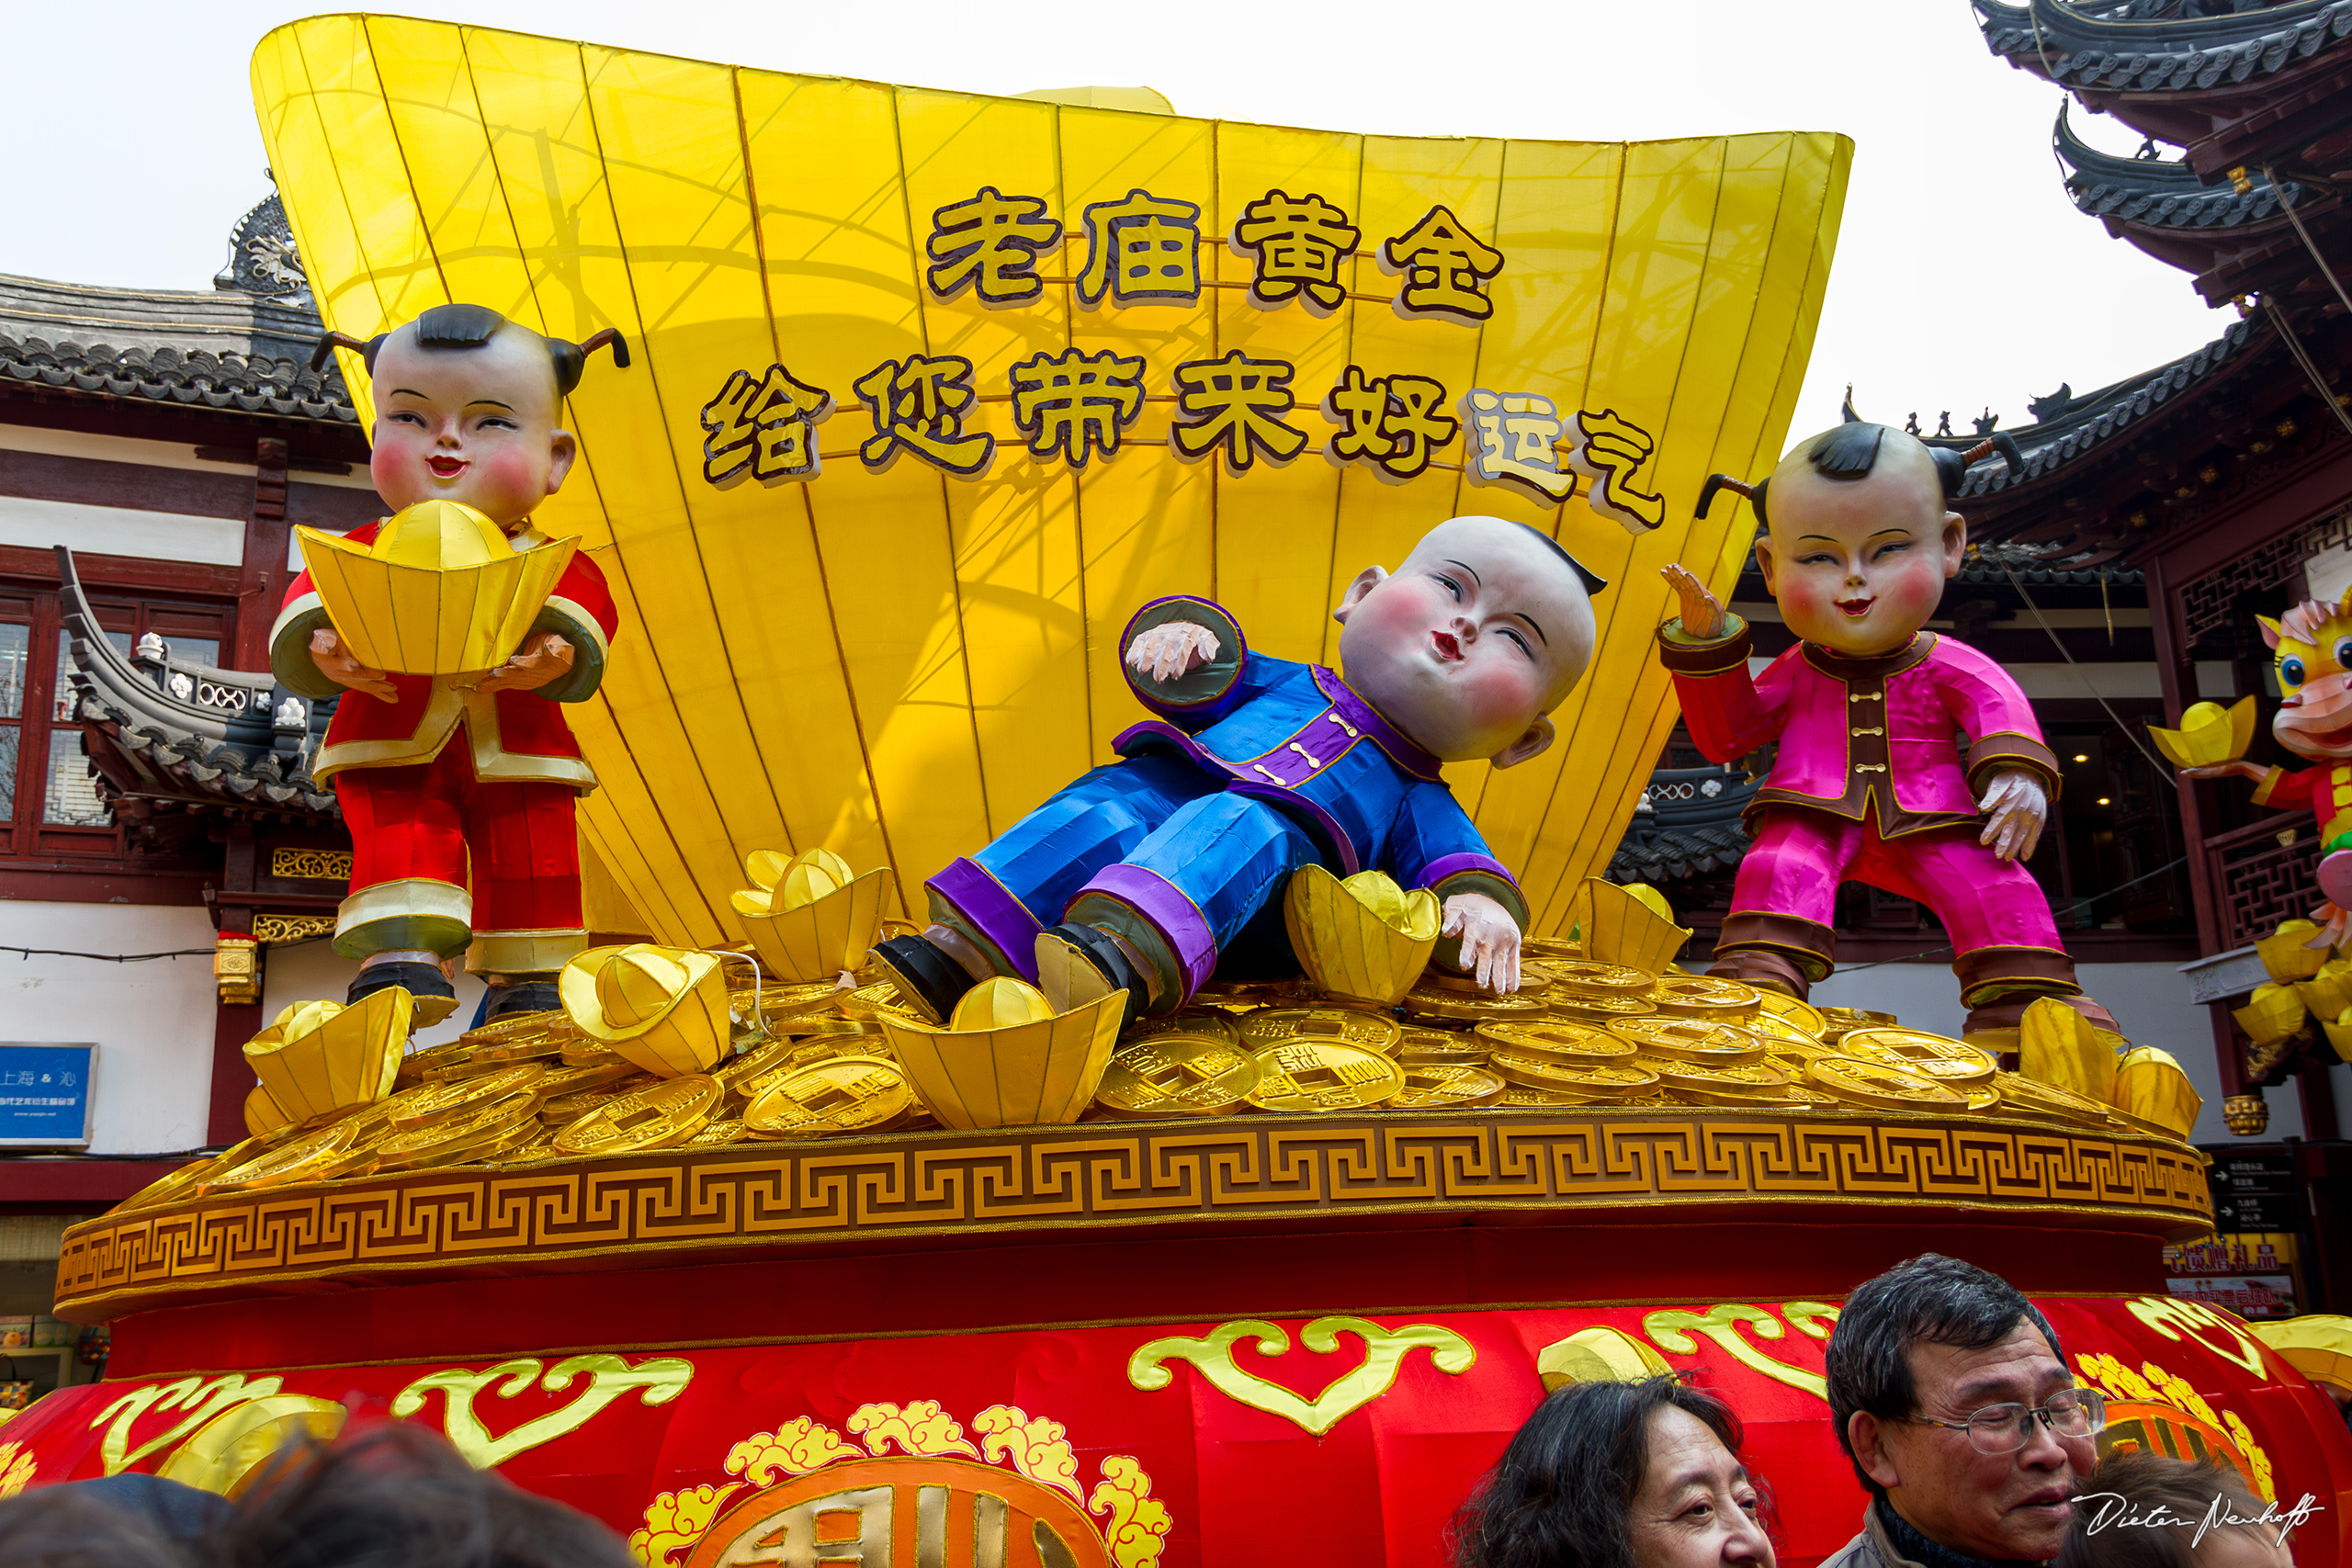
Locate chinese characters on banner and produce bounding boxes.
[695,186,1662,527]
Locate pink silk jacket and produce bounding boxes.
[1657,620,2060,838]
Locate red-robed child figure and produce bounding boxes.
[273,305,626,1022]
[1657,420,2116,1037]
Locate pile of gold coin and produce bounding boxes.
[139,942,2154,1210]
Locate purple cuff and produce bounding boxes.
[1075,863,1219,998]
[1419,852,1515,889]
[1122,596,1250,724]
[1313,667,1443,781]
[926,857,1046,982]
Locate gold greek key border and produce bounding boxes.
[54,1110,2212,1320]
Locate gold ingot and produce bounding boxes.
[2112,1047,2202,1139]
[1096,1034,1261,1117]
[876,977,1123,1128]
[2256,919,2330,983]
[198,1119,364,1196]
[2294,957,2352,1022]
[2147,695,2256,771]
[373,1092,541,1172]
[1802,1056,1966,1112]
[294,500,577,675]
[1238,1005,1403,1055]
[1537,1326,1674,1391]
[1564,877,1691,973]
[2018,998,2120,1102]
[732,848,897,984]
[1645,1056,1799,1105]
[1647,975,1761,1020]
[1815,1008,1898,1042]
[1246,1039,1404,1111]
[1604,1018,1765,1066]
[2327,1006,2352,1066]
[741,1056,912,1137]
[554,1074,723,1155]
[1547,992,1658,1027]
[388,1064,549,1133]
[1987,1070,2116,1128]
[1395,1027,1487,1065]
[1476,1020,1637,1066]
[1489,1055,1658,1100]
[2249,1316,2352,1396]
[560,943,731,1077]
[243,1082,291,1140]
[1282,864,1442,1009]
[1390,1064,1507,1108]
[157,1393,347,1498]
[1840,1027,1996,1085]
[2233,982,2308,1047]
[242,989,410,1124]
[1756,990,1830,1037]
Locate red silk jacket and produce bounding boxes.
[269,520,617,790]
[1656,619,2059,838]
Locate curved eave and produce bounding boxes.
[2054,104,2305,229]
[1979,0,2352,93]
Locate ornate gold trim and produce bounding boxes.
[269,849,353,883]
[54,1108,2212,1322]
[254,914,338,945]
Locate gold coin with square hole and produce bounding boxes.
[1244,1041,1404,1111]
[1476,1021,1637,1066]
[1802,1055,1966,1111]
[1237,1006,1402,1055]
[1603,1018,1766,1066]
[1097,1035,1261,1116]
[1394,1028,1487,1065]
[555,1074,724,1155]
[1648,975,1762,1020]
[1839,1028,1996,1085]
[741,1057,912,1138]
[1388,1064,1507,1108]
[1546,992,1660,1027]
[1488,1053,1660,1100]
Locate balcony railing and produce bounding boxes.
[2207,815,2323,952]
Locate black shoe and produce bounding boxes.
[347,960,458,1026]
[483,979,560,1021]
[1039,923,1145,1030]
[870,935,975,1025]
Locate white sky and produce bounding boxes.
[11,0,2228,440]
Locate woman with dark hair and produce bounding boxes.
[1453,1375,1775,1568]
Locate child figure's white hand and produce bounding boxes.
[1441,892,1521,993]
[1125,621,1221,683]
[1974,768,2050,863]
[309,627,397,701]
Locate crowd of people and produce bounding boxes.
[0,1256,2312,1567]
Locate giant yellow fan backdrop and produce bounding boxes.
[252,16,1849,945]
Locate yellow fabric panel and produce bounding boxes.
[253,16,1849,947]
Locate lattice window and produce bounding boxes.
[2182,531,2312,649]
[2214,830,2322,950]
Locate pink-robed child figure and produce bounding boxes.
[1656,421,2116,1036]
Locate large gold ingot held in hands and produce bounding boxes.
[559,944,732,1077]
[1283,866,1441,1009]
[2113,1046,2203,1139]
[879,977,1125,1129]
[294,501,576,675]
[254,17,1849,953]
[242,989,412,1122]
[731,850,897,984]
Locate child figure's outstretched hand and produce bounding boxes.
[456,633,576,695]
[1659,564,1726,641]
[1125,620,1220,683]
[309,627,396,701]
[1442,892,1521,994]
[1975,768,2050,863]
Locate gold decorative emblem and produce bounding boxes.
[1838,1027,1996,1084]
[1128,1316,1475,1435]
[628,1403,1168,1568]
[1644,1304,1827,1400]
[89,1373,288,1475]
[294,499,577,675]
[212,933,260,1006]
[392,1354,693,1470]
[253,912,337,944]
[0,1439,34,1497]
[155,1395,346,1496]
[268,848,354,882]
[1283,865,1442,1008]
[730,848,897,984]
[2075,1350,2274,1502]
[1244,1040,1404,1111]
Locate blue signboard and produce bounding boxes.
[0,1045,95,1146]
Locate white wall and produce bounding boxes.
[1809,958,2352,1145]
[0,902,218,1155]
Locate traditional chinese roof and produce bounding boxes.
[1975,0,2352,178]
[1607,764,1758,886]
[0,269,354,426]
[56,549,339,848]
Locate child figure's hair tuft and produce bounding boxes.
[310,305,628,397]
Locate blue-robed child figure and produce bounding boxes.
[873,515,1605,1022]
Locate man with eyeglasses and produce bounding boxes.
[1823,1254,2107,1568]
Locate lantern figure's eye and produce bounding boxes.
[2335,638,2352,671]
[2282,657,2307,687]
